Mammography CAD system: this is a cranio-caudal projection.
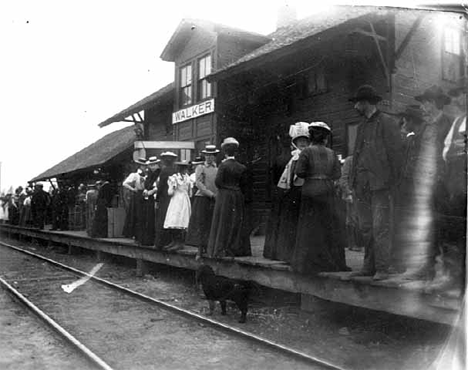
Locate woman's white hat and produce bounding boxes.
[309,121,331,132]
[289,122,310,141]
[160,151,178,158]
[221,137,239,148]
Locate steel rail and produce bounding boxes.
[0,276,114,370]
[0,240,347,370]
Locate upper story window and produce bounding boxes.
[180,64,192,106]
[444,28,461,55]
[197,54,212,101]
[442,28,463,82]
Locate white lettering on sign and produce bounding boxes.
[172,99,215,124]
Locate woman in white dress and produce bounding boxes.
[163,161,192,251]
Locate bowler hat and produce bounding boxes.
[221,137,239,148]
[397,105,425,123]
[414,85,451,105]
[201,144,220,155]
[349,85,383,104]
[448,77,467,97]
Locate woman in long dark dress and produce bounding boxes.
[291,122,348,274]
[139,156,160,246]
[91,180,114,238]
[263,122,310,262]
[207,137,251,258]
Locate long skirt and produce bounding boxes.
[138,197,155,246]
[263,186,301,263]
[154,195,172,248]
[207,189,251,258]
[123,191,143,239]
[186,196,215,248]
[291,193,347,274]
[91,200,108,238]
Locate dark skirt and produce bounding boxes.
[138,196,155,246]
[154,196,171,248]
[91,199,108,238]
[291,193,347,274]
[123,191,143,239]
[186,196,215,248]
[207,189,251,258]
[263,186,301,263]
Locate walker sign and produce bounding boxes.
[172,99,215,124]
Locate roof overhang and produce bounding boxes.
[98,82,174,128]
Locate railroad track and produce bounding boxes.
[0,240,346,370]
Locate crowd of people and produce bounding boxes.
[121,140,252,260]
[264,81,466,292]
[1,81,465,292]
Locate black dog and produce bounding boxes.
[196,265,255,323]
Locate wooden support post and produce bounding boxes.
[136,259,149,277]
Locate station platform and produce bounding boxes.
[0,223,462,325]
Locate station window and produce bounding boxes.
[197,54,212,101]
[180,64,192,107]
[442,28,463,82]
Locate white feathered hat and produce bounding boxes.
[289,122,310,142]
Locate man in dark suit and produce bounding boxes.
[348,85,404,280]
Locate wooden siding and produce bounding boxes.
[392,10,466,116]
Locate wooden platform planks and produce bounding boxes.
[0,224,462,325]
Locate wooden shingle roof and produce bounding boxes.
[31,125,136,182]
[210,5,375,79]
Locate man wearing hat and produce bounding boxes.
[415,85,453,147]
[348,85,404,280]
[122,157,147,240]
[154,152,178,249]
[391,105,441,279]
[186,145,219,259]
[428,77,467,292]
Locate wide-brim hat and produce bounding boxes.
[448,77,467,97]
[160,151,178,158]
[146,156,160,165]
[201,144,220,154]
[309,121,331,132]
[134,157,147,165]
[397,105,425,123]
[414,85,451,105]
[221,137,239,148]
[349,85,383,104]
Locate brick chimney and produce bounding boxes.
[276,4,297,29]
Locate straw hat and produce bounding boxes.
[201,144,220,154]
[146,156,160,165]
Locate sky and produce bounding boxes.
[0,0,452,192]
